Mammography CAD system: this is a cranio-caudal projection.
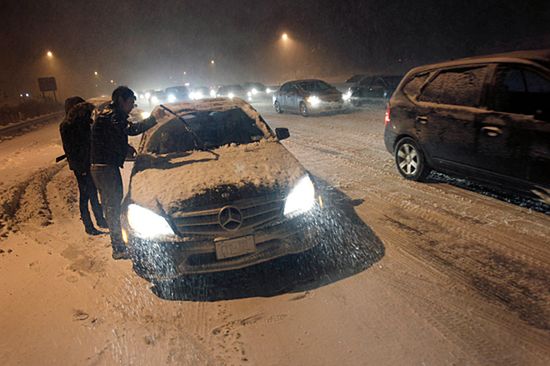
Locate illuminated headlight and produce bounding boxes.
[210,89,217,97]
[307,95,321,107]
[284,175,315,217]
[141,111,151,119]
[251,88,258,95]
[247,91,252,98]
[195,91,204,99]
[167,94,177,103]
[145,92,151,99]
[228,92,235,99]
[266,88,273,94]
[342,91,352,101]
[139,94,145,100]
[127,204,175,239]
[150,96,159,104]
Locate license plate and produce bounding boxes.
[215,236,256,260]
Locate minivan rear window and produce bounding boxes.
[418,67,487,107]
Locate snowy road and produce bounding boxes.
[1,103,549,365]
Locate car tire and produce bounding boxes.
[394,137,431,181]
[274,100,283,113]
[300,102,309,117]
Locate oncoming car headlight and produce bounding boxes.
[228,92,235,99]
[150,96,159,104]
[284,175,315,217]
[127,204,175,239]
[167,93,177,103]
[307,95,321,107]
[342,91,352,101]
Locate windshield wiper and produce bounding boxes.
[159,104,219,159]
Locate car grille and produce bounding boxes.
[171,196,285,236]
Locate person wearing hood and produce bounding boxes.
[60,96,108,235]
[91,86,163,260]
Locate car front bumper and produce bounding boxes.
[124,214,320,279]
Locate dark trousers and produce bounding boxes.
[91,165,124,247]
[74,171,104,228]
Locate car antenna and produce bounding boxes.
[159,104,219,159]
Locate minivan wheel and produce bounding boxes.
[300,102,309,117]
[274,100,282,113]
[395,137,431,181]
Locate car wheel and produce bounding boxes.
[394,137,431,181]
[300,102,309,117]
[274,100,282,113]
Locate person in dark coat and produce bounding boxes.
[60,96,108,235]
[91,86,162,259]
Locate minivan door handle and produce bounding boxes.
[416,116,428,125]
[481,126,502,137]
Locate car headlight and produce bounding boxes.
[167,94,177,103]
[210,89,217,97]
[307,95,321,107]
[284,175,315,217]
[145,92,151,99]
[127,204,175,239]
[251,88,258,95]
[266,88,273,94]
[228,92,235,99]
[247,91,252,97]
[342,91,352,101]
[141,111,151,119]
[150,96,159,104]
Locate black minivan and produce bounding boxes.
[384,49,550,193]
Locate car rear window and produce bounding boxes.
[402,73,429,99]
[418,67,487,107]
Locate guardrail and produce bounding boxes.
[0,112,64,137]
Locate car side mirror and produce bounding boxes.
[275,128,290,140]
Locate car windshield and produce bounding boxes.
[297,80,333,92]
[146,108,267,154]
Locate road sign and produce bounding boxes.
[38,77,57,92]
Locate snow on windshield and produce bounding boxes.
[146,108,266,154]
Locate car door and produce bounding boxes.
[286,84,301,112]
[481,63,550,186]
[277,83,291,109]
[415,65,489,171]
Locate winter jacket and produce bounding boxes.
[59,102,95,173]
[91,103,157,168]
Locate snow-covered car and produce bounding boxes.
[164,86,190,103]
[121,98,321,280]
[273,79,345,117]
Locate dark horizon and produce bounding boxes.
[2,0,550,99]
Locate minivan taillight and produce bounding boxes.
[384,104,391,126]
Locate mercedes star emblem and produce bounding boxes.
[218,206,243,231]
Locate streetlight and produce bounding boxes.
[94,71,98,76]
[210,60,215,65]
[281,33,289,41]
[46,50,53,58]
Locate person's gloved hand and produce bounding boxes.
[151,106,166,121]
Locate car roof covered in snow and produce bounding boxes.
[408,49,550,75]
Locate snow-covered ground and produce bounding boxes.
[0,103,549,365]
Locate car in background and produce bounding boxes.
[165,86,190,103]
[216,85,247,99]
[348,75,403,106]
[384,49,550,194]
[189,86,210,100]
[121,98,321,281]
[243,82,268,101]
[149,90,167,106]
[273,79,344,117]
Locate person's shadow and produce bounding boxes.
[150,178,385,301]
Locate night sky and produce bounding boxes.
[2,0,549,98]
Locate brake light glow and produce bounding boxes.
[384,104,391,126]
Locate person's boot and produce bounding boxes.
[83,216,102,236]
[112,243,130,260]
